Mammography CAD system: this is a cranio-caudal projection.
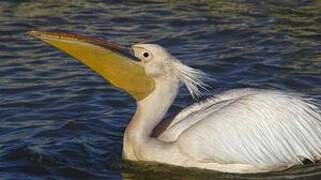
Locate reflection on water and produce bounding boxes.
[0,0,321,179]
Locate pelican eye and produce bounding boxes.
[143,52,150,58]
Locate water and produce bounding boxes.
[0,0,321,179]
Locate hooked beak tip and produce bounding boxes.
[25,30,41,38]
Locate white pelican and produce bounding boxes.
[26,31,321,174]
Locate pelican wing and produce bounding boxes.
[159,88,261,141]
[160,89,321,167]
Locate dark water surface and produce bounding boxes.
[1,0,321,179]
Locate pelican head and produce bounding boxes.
[26,31,207,101]
[132,44,208,99]
[132,44,173,79]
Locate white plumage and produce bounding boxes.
[160,89,321,168]
[125,44,321,173]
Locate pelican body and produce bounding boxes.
[27,31,321,174]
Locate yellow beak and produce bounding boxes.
[26,31,155,101]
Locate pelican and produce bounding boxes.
[26,30,321,174]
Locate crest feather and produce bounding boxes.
[172,60,210,99]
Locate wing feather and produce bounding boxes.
[160,89,321,168]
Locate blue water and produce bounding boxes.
[1,0,321,179]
